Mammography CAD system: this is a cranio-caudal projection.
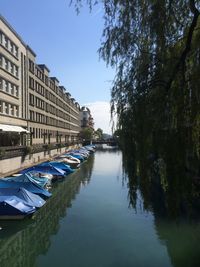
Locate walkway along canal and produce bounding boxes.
[0,147,200,267]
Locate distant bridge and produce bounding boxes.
[93,140,117,146]
[83,139,117,146]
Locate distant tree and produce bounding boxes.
[95,128,103,140]
[79,127,94,141]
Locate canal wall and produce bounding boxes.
[0,145,79,176]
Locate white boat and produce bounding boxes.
[56,155,80,168]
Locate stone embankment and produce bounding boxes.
[0,145,79,177]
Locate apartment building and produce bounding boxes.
[80,106,94,129]
[0,15,81,147]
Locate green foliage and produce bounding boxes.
[0,148,5,158]
[72,0,200,176]
[95,128,103,139]
[24,146,33,155]
[48,143,55,150]
[43,144,55,150]
[69,0,200,219]
[79,127,94,141]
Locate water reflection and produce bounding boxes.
[122,135,200,267]
[156,220,200,267]
[122,142,200,221]
[0,155,94,267]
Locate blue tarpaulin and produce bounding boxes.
[3,173,49,188]
[0,187,46,208]
[0,195,36,218]
[40,162,74,174]
[0,180,51,198]
[20,165,65,176]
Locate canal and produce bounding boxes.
[0,147,200,267]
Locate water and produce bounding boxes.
[0,148,200,267]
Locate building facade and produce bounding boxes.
[80,106,94,129]
[0,15,81,148]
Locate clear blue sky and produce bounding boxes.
[0,0,116,133]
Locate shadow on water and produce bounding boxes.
[121,130,200,267]
[0,155,94,267]
[156,219,200,267]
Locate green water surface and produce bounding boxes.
[0,148,199,267]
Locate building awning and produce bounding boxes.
[0,124,29,133]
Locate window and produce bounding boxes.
[10,105,14,116]
[10,63,14,74]
[36,97,38,108]
[29,94,34,106]
[0,54,2,67]
[0,77,2,90]
[0,32,2,44]
[10,43,13,53]
[14,47,18,58]
[4,102,9,114]
[30,110,35,121]
[4,58,9,71]
[15,106,19,117]
[45,76,48,86]
[29,77,35,89]
[10,84,14,95]
[5,80,9,93]
[3,32,18,58]
[4,36,8,48]
[15,86,19,97]
[0,78,19,97]
[29,59,35,73]
[0,54,19,77]
[15,66,19,78]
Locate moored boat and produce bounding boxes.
[65,152,85,162]
[4,173,50,189]
[0,195,36,220]
[20,164,66,182]
[40,161,74,175]
[0,187,46,208]
[55,155,80,169]
[0,179,51,199]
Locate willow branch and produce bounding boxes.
[166,0,200,92]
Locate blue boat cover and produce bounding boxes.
[40,162,74,174]
[3,173,49,188]
[47,161,71,169]
[0,180,51,198]
[0,195,36,217]
[20,165,65,176]
[0,187,45,208]
[28,172,50,187]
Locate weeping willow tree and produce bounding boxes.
[70,0,200,219]
[72,1,200,177]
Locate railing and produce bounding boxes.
[0,145,27,160]
[0,141,80,160]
